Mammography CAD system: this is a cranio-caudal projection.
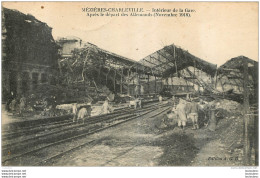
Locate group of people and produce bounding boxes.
[6,92,27,116]
[175,98,201,130]
[72,103,92,123]
[5,91,62,117]
[72,98,114,123]
[163,95,202,131]
[129,97,142,109]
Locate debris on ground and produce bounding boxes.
[211,99,242,112]
[152,98,247,166]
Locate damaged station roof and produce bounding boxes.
[60,41,153,76]
[139,44,217,78]
[216,56,258,95]
[217,55,258,79]
[57,35,257,100]
[85,42,145,68]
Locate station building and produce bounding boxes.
[2,8,59,100]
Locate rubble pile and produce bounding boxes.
[216,115,244,164]
[204,98,245,165]
[214,99,241,112]
[221,116,243,147]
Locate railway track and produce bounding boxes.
[2,100,160,140]
[37,105,171,166]
[2,110,143,152]
[2,100,159,133]
[2,102,170,166]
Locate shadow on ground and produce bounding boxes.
[150,132,199,166]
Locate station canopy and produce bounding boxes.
[84,42,152,74]
[217,55,258,79]
[139,44,217,78]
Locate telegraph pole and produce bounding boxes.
[243,58,250,165]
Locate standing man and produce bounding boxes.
[19,95,26,116]
[6,91,14,111]
[100,99,113,114]
[187,99,200,129]
[172,95,176,108]
[176,99,187,131]
[10,98,17,114]
[136,96,142,108]
[72,103,78,122]
[86,101,92,117]
[50,95,57,116]
[159,95,163,103]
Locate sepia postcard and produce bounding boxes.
[1,2,259,177]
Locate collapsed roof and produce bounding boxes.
[2,8,58,68]
[139,44,217,78]
[85,43,142,67]
[216,56,258,94]
[217,55,258,79]
[81,43,153,75]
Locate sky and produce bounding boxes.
[2,2,258,66]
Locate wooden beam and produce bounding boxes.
[157,50,176,65]
[147,74,150,94]
[150,56,174,68]
[219,76,225,92]
[233,78,241,91]
[120,68,123,94]
[193,60,196,87]
[114,68,117,92]
[143,58,159,66]
[151,55,167,64]
[105,66,111,85]
[185,68,202,87]
[174,45,178,76]
[171,75,173,92]
[226,75,235,90]
[155,76,157,93]
[127,69,130,95]
[215,69,218,89]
